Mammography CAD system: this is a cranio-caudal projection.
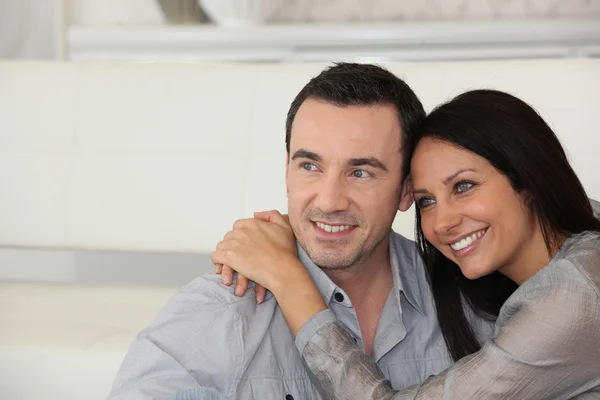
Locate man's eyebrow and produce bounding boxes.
[291,149,321,162]
[349,157,388,172]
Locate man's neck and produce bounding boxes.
[323,239,393,296]
[324,238,393,302]
[323,239,394,355]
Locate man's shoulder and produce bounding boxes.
[389,231,416,246]
[183,273,253,304]
[162,273,275,317]
[137,273,281,351]
[110,274,283,399]
[389,231,421,262]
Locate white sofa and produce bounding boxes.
[0,59,599,400]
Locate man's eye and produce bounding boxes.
[302,163,317,171]
[352,170,371,178]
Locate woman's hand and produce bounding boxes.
[212,210,300,293]
[214,211,292,303]
[215,263,270,303]
[211,210,327,337]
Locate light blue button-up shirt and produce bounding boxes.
[108,232,494,400]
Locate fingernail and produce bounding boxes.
[256,294,263,304]
[234,286,242,296]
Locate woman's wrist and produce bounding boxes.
[267,255,309,295]
[269,261,327,338]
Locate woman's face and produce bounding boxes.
[411,138,540,281]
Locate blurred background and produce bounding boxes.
[2,0,600,62]
[1,1,599,399]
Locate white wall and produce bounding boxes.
[1,59,599,260]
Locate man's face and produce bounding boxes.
[286,99,408,269]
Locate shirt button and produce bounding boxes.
[334,292,344,302]
[285,395,294,400]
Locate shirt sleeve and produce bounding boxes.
[107,278,243,400]
[297,260,600,399]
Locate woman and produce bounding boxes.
[211,90,600,399]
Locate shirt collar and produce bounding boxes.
[388,232,425,315]
[296,232,425,315]
[297,243,339,305]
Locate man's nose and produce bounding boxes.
[312,176,351,214]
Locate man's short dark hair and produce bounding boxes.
[285,62,425,178]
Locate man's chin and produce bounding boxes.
[297,236,359,267]
[307,249,358,270]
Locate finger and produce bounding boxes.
[232,218,256,230]
[211,248,237,269]
[255,284,268,304]
[216,238,236,251]
[214,231,236,260]
[254,210,290,228]
[253,210,279,223]
[235,274,250,297]
[253,210,275,222]
[221,264,234,286]
[215,263,223,274]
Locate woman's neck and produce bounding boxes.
[500,223,566,285]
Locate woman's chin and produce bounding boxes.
[458,262,493,280]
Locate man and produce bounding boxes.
[108,63,494,400]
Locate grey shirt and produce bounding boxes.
[108,232,493,400]
[592,198,600,219]
[299,230,600,399]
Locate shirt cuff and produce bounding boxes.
[295,308,337,356]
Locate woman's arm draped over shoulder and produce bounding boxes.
[298,260,600,400]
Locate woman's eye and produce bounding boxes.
[455,181,474,193]
[352,170,371,178]
[416,197,435,209]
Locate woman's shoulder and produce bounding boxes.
[499,231,600,326]
[550,230,600,295]
[491,233,600,385]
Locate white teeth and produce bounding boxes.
[316,222,352,233]
[450,229,486,251]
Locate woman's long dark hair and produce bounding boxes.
[409,90,600,361]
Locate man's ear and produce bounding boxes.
[398,174,414,212]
